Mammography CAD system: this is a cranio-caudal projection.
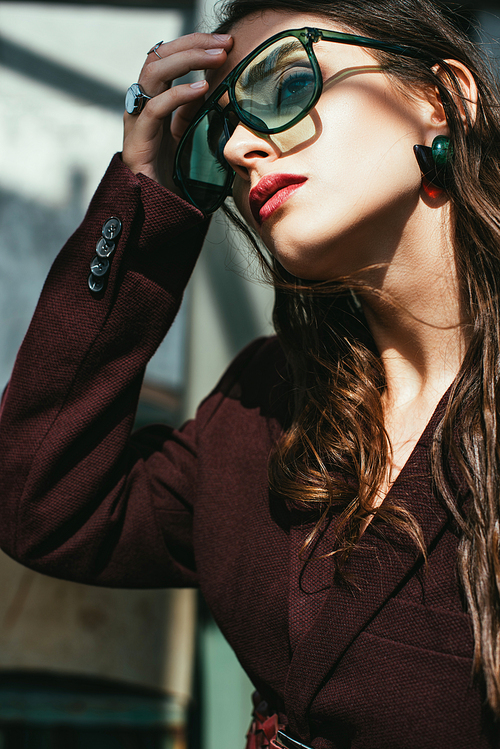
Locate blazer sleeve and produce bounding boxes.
[0,153,214,589]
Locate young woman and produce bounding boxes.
[1,0,499,745]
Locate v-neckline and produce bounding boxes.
[352,382,454,538]
[284,385,456,741]
[380,381,453,502]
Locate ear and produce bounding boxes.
[431,59,478,131]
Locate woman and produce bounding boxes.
[0,0,499,745]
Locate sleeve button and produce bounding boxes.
[102,217,122,241]
[96,237,116,258]
[88,273,105,293]
[90,256,110,277]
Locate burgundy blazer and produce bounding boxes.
[0,155,497,748]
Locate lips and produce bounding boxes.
[249,173,307,225]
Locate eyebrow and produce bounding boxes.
[239,41,306,89]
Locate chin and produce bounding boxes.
[262,227,341,281]
[269,252,335,282]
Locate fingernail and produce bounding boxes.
[190,80,207,89]
[205,48,224,55]
[213,33,231,41]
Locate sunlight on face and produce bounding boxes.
[268,114,317,152]
[214,11,433,281]
[267,65,384,154]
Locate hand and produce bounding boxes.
[122,32,233,192]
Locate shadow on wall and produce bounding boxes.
[0,35,124,114]
[0,170,87,388]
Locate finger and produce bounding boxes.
[147,32,232,59]
[123,81,209,176]
[136,79,208,125]
[140,33,232,92]
[140,47,230,98]
[124,80,208,142]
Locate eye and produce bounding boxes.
[276,69,315,112]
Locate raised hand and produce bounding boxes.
[122,32,233,192]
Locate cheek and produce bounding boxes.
[313,91,423,192]
[269,114,318,153]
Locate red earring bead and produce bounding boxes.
[421,177,444,199]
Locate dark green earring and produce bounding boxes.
[431,135,453,168]
[413,135,453,190]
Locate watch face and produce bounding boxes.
[125,83,142,115]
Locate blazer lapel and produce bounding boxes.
[283,395,453,741]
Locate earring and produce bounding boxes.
[413,135,453,193]
[421,176,444,200]
[431,135,453,168]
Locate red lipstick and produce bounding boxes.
[249,174,307,225]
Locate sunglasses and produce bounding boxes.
[173,27,431,215]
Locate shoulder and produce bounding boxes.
[217,336,285,395]
[196,336,289,429]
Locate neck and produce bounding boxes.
[358,198,468,411]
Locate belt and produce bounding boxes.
[245,692,313,749]
[275,731,313,749]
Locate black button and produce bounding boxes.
[96,237,115,258]
[88,273,105,293]
[90,256,110,277]
[102,217,122,241]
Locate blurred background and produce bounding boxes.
[0,0,499,747]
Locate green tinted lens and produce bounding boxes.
[175,32,317,212]
[177,109,233,213]
[234,37,316,131]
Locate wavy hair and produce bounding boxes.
[215,0,500,715]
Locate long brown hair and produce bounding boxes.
[215,0,500,715]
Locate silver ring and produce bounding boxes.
[148,41,163,59]
[125,83,152,115]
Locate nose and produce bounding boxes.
[223,123,280,181]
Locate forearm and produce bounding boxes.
[0,154,209,586]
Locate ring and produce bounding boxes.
[148,41,163,59]
[125,83,152,115]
